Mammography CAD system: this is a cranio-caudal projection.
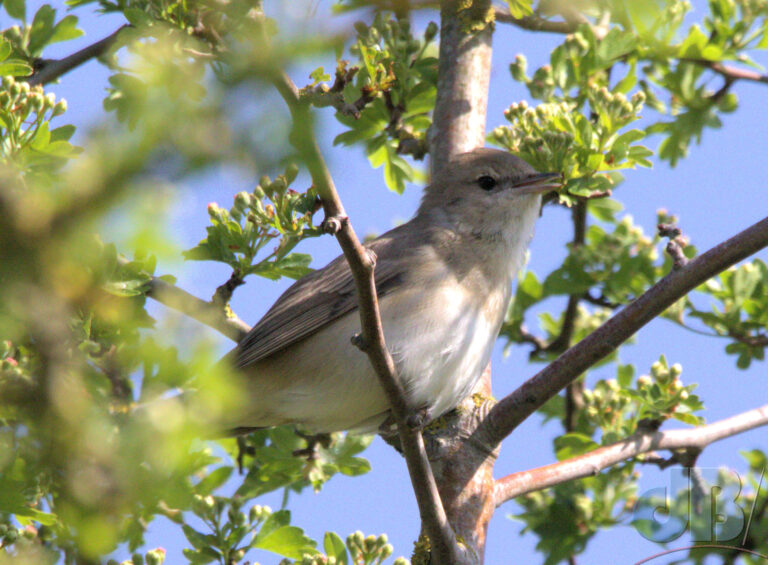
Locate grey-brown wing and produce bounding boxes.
[234,228,410,368]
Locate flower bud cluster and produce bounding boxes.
[1,75,67,123]
[346,531,394,563]
[588,85,645,127]
[635,356,695,422]
[563,32,590,59]
[493,101,576,173]
[582,377,632,431]
[352,13,431,58]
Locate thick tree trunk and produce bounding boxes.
[430,2,493,173]
[426,2,496,563]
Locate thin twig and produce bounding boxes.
[493,404,768,505]
[122,255,251,343]
[481,215,768,448]
[27,25,129,87]
[493,8,577,34]
[691,59,768,86]
[270,68,462,564]
[582,291,619,309]
[145,275,251,342]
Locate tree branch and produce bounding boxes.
[143,271,251,343]
[269,66,462,565]
[493,8,577,34]
[696,60,768,86]
[493,404,768,506]
[481,215,768,448]
[27,25,129,87]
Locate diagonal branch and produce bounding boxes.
[689,59,768,86]
[481,215,768,449]
[116,254,250,342]
[269,66,462,565]
[144,274,250,343]
[493,8,577,33]
[27,25,129,87]
[493,404,768,506]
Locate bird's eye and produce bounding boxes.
[476,175,497,191]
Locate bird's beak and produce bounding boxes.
[512,172,563,195]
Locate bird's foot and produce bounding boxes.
[406,406,432,431]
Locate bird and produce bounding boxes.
[224,147,560,434]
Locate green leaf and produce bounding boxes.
[671,411,704,425]
[678,25,723,60]
[613,60,637,94]
[103,279,149,297]
[3,0,25,20]
[182,547,220,564]
[49,124,76,142]
[587,197,623,222]
[252,511,318,559]
[28,4,56,56]
[323,532,349,565]
[613,129,646,147]
[49,15,84,44]
[554,433,598,460]
[123,8,153,26]
[337,456,371,477]
[14,507,57,526]
[182,525,214,550]
[0,38,12,61]
[617,364,634,388]
[0,59,32,76]
[740,449,767,470]
[506,0,533,19]
[195,466,233,495]
[30,121,51,150]
[309,66,330,84]
[595,28,638,68]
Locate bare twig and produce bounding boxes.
[27,25,129,87]
[658,222,689,269]
[120,272,247,350]
[493,8,577,34]
[493,404,768,505]
[115,257,250,342]
[270,68,462,564]
[145,275,251,343]
[482,215,768,448]
[582,291,619,309]
[211,269,245,308]
[695,60,768,86]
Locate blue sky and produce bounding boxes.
[30,0,768,563]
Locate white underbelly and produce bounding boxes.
[382,282,507,419]
[241,281,508,433]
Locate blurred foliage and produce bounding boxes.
[0,0,766,564]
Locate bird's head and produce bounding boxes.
[418,148,562,242]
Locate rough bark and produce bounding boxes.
[425,2,495,563]
[430,2,493,174]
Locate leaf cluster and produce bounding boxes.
[332,13,438,192]
[183,166,321,282]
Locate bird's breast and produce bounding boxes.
[380,271,511,418]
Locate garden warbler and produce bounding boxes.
[226,148,560,434]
